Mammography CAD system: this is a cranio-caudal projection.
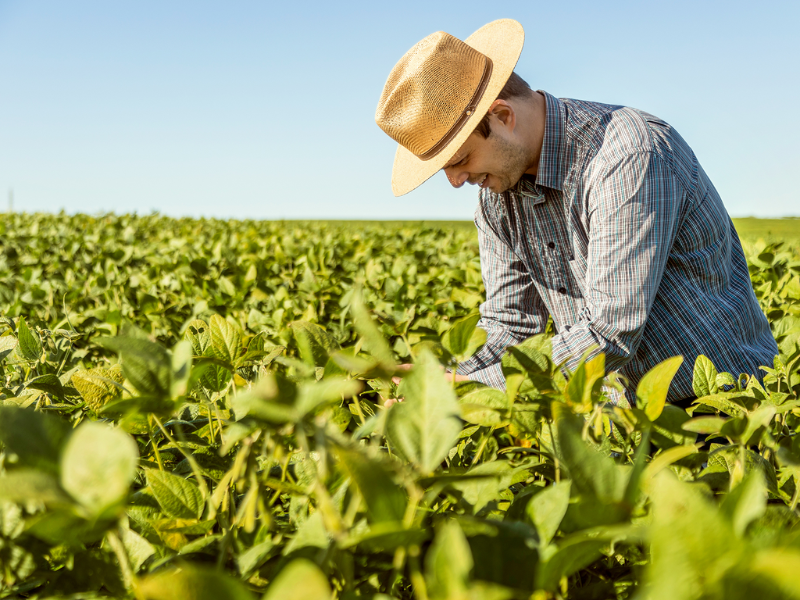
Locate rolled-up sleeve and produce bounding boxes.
[551,151,684,371]
[458,200,550,388]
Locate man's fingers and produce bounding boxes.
[383,397,403,408]
[392,363,413,386]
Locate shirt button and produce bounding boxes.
[547,242,555,249]
[558,286,567,294]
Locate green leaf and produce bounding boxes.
[336,448,406,524]
[556,416,627,506]
[171,340,193,397]
[385,349,461,474]
[60,421,139,516]
[0,334,18,361]
[99,335,172,399]
[459,387,510,426]
[502,336,551,377]
[146,469,204,520]
[457,516,539,591]
[290,320,340,368]
[351,293,396,368]
[263,558,331,600]
[526,481,572,546]
[643,445,699,483]
[748,550,800,600]
[231,373,299,424]
[563,354,605,412]
[0,469,71,505]
[16,317,42,361]
[715,371,737,389]
[208,314,241,364]
[296,377,362,417]
[720,469,767,537]
[425,520,473,600]
[341,521,429,552]
[0,406,70,474]
[556,416,632,527]
[71,365,125,412]
[236,539,275,576]
[636,356,684,421]
[536,537,606,591]
[739,405,776,445]
[25,510,111,545]
[178,534,223,555]
[693,354,718,397]
[120,525,156,571]
[138,562,255,600]
[441,313,486,361]
[25,373,66,399]
[184,319,211,356]
[283,511,329,555]
[645,471,741,598]
[450,461,526,513]
[194,356,233,393]
[682,415,728,434]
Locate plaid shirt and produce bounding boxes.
[458,91,778,403]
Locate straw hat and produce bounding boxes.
[376,19,525,196]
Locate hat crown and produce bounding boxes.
[375,31,492,159]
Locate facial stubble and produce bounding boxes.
[488,133,536,194]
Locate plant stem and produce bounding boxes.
[206,403,216,443]
[471,426,495,466]
[107,528,135,591]
[791,473,800,512]
[408,547,429,600]
[148,416,164,471]
[153,415,209,499]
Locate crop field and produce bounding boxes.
[1,212,799,599]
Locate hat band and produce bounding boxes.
[415,57,494,161]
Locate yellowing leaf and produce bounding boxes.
[636,356,684,421]
[71,365,124,412]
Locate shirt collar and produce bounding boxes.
[514,90,567,198]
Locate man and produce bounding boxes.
[375,19,777,403]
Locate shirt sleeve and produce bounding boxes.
[550,150,685,372]
[457,198,550,389]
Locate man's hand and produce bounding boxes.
[383,363,469,407]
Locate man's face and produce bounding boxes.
[442,123,532,194]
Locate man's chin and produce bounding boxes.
[491,178,519,195]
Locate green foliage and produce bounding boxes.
[386,350,461,474]
[0,214,799,599]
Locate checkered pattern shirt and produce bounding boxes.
[457,91,778,403]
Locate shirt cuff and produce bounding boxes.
[456,362,505,390]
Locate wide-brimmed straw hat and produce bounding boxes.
[376,19,525,197]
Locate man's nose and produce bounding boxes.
[445,168,469,188]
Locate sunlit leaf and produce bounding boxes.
[637,356,684,421]
[385,349,460,474]
[138,562,255,600]
[526,481,571,546]
[16,317,42,362]
[263,558,331,600]
[60,421,138,516]
[146,469,204,520]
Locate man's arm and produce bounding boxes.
[458,199,550,388]
[551,150,685,371]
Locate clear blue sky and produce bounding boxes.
[1,0,797,220]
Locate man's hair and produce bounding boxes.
[472,72,532,138]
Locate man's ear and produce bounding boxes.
[488,99,516,133]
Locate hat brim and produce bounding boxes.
[390,19,525,197]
